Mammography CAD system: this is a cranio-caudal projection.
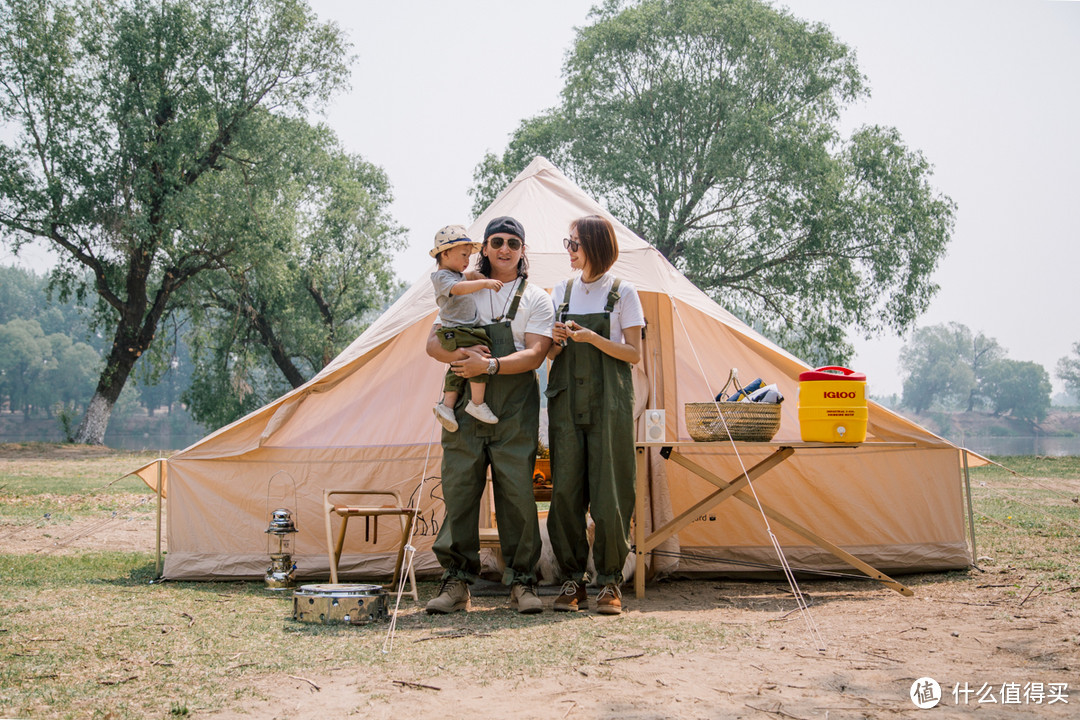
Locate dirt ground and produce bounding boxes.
[12,511,1079,719]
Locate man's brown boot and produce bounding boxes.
[509,582,543,614]
[425,577,471,614]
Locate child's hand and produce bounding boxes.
[484,279,504,291]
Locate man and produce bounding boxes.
[424,216,554,614]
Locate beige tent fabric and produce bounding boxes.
[140,157,973,582]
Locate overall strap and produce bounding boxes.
[604,277,622,314]
[506,278,528,321]
[557,278,574,321]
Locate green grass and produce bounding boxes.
[0,551,730,718]
[964,455,1080,584]
[0,447,160,496]
[970,454,1080,479]
[0,447,158,529]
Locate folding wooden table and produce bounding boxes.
[633,441,918,599]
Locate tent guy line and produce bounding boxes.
[671,297,826,652]
[383,408,443,653]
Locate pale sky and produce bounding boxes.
[5,0,1078,397]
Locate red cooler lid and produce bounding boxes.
[798,366,866,382]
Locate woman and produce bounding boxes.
[546,214,644,615]
[424,216,554,615]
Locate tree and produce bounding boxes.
[179,114,405,428]
[0,0,350,443]
[1057,341,1080,401]
[898,322,1003,413]
[472,0,955,361]
[981,359,1052,425]
[0,318,50,416]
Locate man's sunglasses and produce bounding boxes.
[488,236,522,250]
[563,237,581,252]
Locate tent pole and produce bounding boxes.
[962,449,977,566]
[155,460,163,578]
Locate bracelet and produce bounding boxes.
[494,357,501,375]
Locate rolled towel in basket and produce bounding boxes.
[742,383,783,404]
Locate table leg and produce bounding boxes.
[634,446,647,599]
[666,450,913,596]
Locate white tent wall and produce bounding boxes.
[143,156,972,582]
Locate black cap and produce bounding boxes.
[484,216,525,242]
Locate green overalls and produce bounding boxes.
[546,278,637,586]
[433,279,542,586]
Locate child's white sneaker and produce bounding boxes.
[465,401,499,424]
[433,403,458,432]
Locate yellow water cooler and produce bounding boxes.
[798,366,868,443]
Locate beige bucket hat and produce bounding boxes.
[430,224,481,257]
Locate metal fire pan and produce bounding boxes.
[291,583,388,625]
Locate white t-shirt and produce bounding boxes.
[549,273,645,344]
[472,277,555,351]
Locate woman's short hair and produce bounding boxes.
[573,215,618,276]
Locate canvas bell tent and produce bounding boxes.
[133,157,973,583]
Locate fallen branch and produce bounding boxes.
[413,632,491,643]
[287,677,319,690]
[601,652,645,663]
[745,702,808,719]
[98,675,138,686]
[862,650,902,664]
[392,680,440,691]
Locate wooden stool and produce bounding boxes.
[478,527,500,550]
[323,489,418,601]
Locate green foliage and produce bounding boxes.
[178,114,405,428]
[471,0,955,362]
[0,314,102,415]
[1057,340,1080,400]
[54,401,78,441]
[898,322,1003,413]
[980,358,1052,424]
[0,0,353,443]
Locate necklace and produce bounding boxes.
[580,273,604,295]
[489,277,519,321]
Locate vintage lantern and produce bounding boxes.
[264,507,298,590]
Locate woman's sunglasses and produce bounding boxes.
[563,237,581,252]
[488,236,522,250]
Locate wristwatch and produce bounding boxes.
[487,358,498,375]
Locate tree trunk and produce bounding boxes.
[75,392,115,445]
[74,325,145,445]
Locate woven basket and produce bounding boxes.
[685,401,781,442]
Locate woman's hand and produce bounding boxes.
[563,320,598,345]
